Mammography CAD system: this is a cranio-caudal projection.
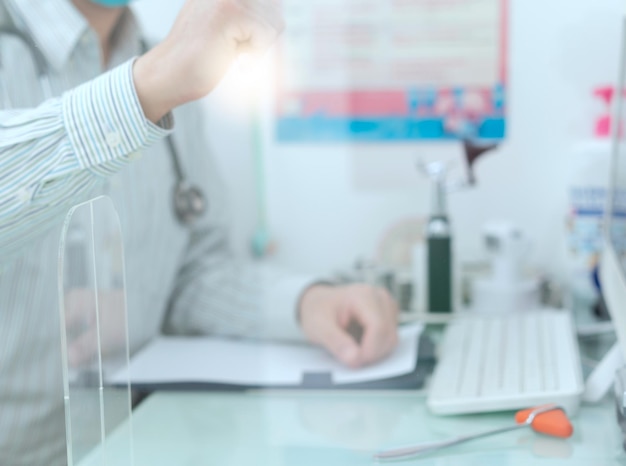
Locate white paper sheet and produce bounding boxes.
[109,324,423,387]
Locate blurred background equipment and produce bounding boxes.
[471,221,541,313]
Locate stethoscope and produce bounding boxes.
[0,26,207,225]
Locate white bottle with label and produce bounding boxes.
[563,87,613,310]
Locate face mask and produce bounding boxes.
[89,0,132,7]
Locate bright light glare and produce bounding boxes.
[210,48,275,119]
[236,52,265,87]
[219,51,273,113]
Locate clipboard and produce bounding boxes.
[108,324,434,392]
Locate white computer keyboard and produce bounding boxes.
[427,310,584,415]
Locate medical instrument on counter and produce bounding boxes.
[417,140,497,314]
[0,26,207,225]
[374,404,573,461]
[427,310,584,415]
[419,159,453,313]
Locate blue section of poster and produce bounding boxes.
[277,116,506,142]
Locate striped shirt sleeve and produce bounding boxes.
[164,221,321,343]
[0,59,172,262]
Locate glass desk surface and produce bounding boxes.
[79,390,624,466]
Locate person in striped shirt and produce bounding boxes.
[0,0,399,464]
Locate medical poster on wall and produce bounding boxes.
[275,0,508,142]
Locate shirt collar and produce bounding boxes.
[6,0,88,72]
[6,0,141,73]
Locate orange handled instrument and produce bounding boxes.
[374,405,573,461]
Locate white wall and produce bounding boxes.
[133,0,624,281]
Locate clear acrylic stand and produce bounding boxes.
[58,196,133,465]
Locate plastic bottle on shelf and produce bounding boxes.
[563,86,614,313]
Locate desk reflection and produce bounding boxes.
[77,392,621,466]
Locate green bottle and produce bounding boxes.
[426,176,452,313]
[418,141,497,313]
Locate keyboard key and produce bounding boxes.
[539,313,559,392]
[521,313,542,393]
[458,320,487,398]
[501,315,522,394]
[480,318,505,395]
